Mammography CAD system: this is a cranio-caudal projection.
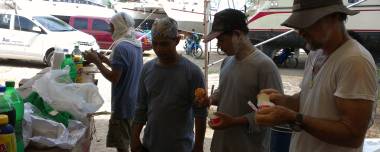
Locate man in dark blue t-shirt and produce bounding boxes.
[84,12,143,152]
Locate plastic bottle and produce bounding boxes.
[61,54,77,82]
[0,86,16,127]
[73,55,84,83]
[4,81,24,152]
[71,45,83,83]
[0,115,17,152]
[72,45,82,59]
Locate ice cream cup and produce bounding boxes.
[210,114,221,125]
[257,93,275,109]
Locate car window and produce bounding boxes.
[53,15,70,24]
[348,0,359,3]
[0,14,11,29]
[34,16,74,32]
[74,18,88,30]
[92,19,110,32]
[14,15,38,32]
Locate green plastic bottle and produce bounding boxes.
[4,81,24,152]
[0,86,16,128]
[61,54,77,82]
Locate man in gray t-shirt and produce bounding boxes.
[202,9,283,152]
[131,17,207,152]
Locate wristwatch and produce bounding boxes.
[290,113,303,132]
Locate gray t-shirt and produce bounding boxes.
[111,41,143,119]
[134,56,208,152]
[211,50,283,152]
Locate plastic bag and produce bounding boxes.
[26,92,73,127]
[32,69,103,121]
[23,103,87,149]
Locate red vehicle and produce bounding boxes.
[54,15,152,51]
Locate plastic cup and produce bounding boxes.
[210,114,221,125]
[257,93,275,109]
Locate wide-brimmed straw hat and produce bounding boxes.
[281,0,359,29]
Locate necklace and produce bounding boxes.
[309,53,329,88]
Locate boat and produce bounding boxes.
[162,0,251,34]
[13,0,116,18]
[246,0,380,60]
[113,0,167,30]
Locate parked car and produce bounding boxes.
[54,15,152,51]
[0,10,99,65]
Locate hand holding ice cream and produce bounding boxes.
[194,88,210,107]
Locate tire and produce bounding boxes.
[284,55,299,68]
[216,48,225,55]
[44,48,55,66]
[192,46,203,59]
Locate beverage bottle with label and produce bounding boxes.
[72,45,82,59]
[0,115,17,152]
[0,86,15,128]
[73,55,84,83]
[71,45,83,83]
[4,81,24,152]
[61,49,77,82]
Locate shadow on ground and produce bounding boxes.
[0,59,46,69]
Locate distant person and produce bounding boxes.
[255,0,377,152]
[84,12,143,152]
[131,17,207,152]
[201,9,283,152]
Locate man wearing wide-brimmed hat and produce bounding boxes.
[255,0,377,151]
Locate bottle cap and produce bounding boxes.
[0,86,5,92]
[0,115,9,125]
[65,54,72,58]
[5,81,15,88]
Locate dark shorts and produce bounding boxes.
[106,115,132,151]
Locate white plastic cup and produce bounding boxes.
[210,113,221,125]
[51,51,65,69]
[257,93,275,109]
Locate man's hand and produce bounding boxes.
[192,144,204,152]
[194,88,210,107]
[208,112,237,130]
[255,106,296,126]
[97,52,109,63]
[130,137,143,152]
[260,89,288,106]
[83,51,102,65]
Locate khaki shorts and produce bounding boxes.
[106,115,132,151]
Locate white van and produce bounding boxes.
[0,10,99,65]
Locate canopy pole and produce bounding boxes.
[204,0,211,93]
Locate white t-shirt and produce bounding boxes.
[290,39,378,152]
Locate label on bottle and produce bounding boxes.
[0,133,17,152]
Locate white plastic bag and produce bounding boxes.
[32,69,104,121]
[23,103,87,149]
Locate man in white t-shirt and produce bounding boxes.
[255,0,378,151]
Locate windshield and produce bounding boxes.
[34,16,75,32]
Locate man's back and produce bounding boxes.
[111,41,143,120]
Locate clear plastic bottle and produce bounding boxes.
[72,45,82,59]
[0,114,17,152]
[4,81,24,152]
